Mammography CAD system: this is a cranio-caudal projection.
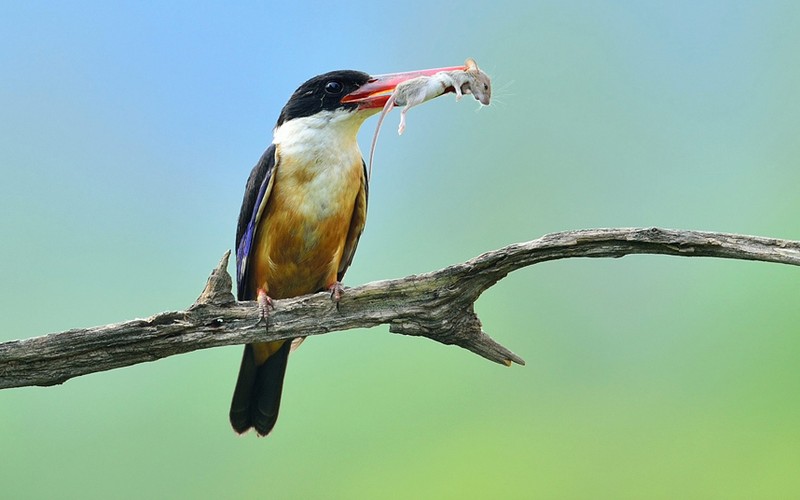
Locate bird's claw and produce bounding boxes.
[328,282,344,310]
[253,289,273,328]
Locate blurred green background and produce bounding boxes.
[2,1,800,498]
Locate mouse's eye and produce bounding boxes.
[324,81,344,94]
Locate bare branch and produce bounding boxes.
[2,227,799,389]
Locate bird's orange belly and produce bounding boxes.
[248,162,361,299]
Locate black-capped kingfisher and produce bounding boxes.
[231,64,465,436]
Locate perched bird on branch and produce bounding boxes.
[230,64,465,436]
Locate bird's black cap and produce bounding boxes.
[276,70,371,127]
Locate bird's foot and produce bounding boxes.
[254,288,273,328]
[328,282,344,310]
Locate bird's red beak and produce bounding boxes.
[342,65,466,109]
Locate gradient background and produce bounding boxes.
[2,1,800,498]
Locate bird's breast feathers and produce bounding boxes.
[271,113,365,220]
[249,114,366,297]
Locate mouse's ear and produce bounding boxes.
[465,58,478,71]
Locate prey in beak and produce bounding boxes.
[342,65,467,109]
[352,59,493,179]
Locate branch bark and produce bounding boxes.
[2,227,799,390]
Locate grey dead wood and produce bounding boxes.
[1,227,799,390]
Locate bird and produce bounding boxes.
[230,65,465,436]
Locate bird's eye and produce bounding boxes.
[324,81,344,94]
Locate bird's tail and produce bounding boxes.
[229,340,291,436]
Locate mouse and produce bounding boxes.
[367,59,492,179]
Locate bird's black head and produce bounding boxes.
[276,70,371,127]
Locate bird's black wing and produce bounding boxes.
[337,160,369,281]
[235,144,277,301]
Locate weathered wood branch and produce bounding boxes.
[2,227,799,390]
